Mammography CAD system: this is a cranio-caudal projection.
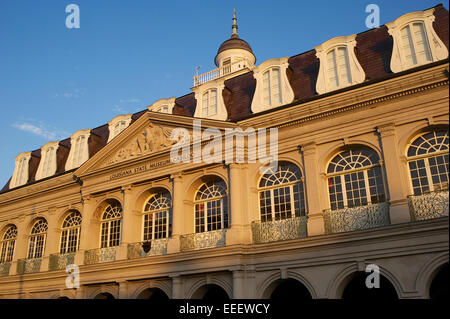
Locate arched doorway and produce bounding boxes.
[270,279,312,300]
[94,292,115,299]
[192,284,230,301]
[430,263,449,299]
[342,272,397,299]
[137,288,170,301]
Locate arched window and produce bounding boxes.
[202,89,218,117]
[407,130,449,195]
[327,148,385,210]
[28,219,48,259]
[263,68,282,107]
[258,163,306,222]
[194,180,228,233]
[100,203,122,248]
[60,211,82,254]
[400,22,432,67]
[143,192,172,240]
[0,225,17,263]
[326,47,352,89]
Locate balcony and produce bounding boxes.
[408,190,449,221]
[251,216,308,244]
[16,258,42,275]
[0,262,11,277]
[193,60,251,87]
[84,247,117,265]
[180,229,227,251]
[127,239,168,259]
[49,253,76,271]
[323,202,390,234]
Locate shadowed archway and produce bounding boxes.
[94,292,115,299]
[192,284,230,301]
[342,272,397,299]
[269,279,312,301]
[430,263,449,299]
[137,287,170,300]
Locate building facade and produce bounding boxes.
[0,5,448,299]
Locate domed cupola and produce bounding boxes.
[214,10,256,69]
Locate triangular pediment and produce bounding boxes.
[75,112,237,177]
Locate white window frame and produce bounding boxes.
[99,204,122,248]
[386,8,448,73]
[406,130,449,195]
[35,141,59,180]
[65,129,91,170]
[315,34,365,94]
[10,152,31,188]
[251,57,294,113]
[194,182,228,233]
[193,81,227,120]
[0,225,17,263]
[27,219,48,259]
[59,211,82,254]
[142,193,172,241]
[148,97,176,115]
[107,114,132,143]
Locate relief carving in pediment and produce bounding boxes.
[103,124,176,167]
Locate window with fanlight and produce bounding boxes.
[100,203,122,248]
[327,148,386,210]
[407,130,449,196]
[143,192,172,241]
[60,211,82,254]
[0,225,17,263]
[27,219,48,259]
[194,179,228,233]
[258,163,307,222]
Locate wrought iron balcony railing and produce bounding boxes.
[180,229,227,251]
[16,258,42,275]
[84,247,117,265]
[251,216,308,244]
[127,239,168,259]
[0,262,11,277]
[408,190,449,221]
[49,253,76,271]
[193,59,252,87]
[323,202,391,234]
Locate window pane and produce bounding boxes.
[412,23,432,64]
[263,71,271,106]
[401,25,417,66]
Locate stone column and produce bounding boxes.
[117,185,138,260]
[167,174,183,254]
[171,275,183,299]
[301,142,326,236]
[377,124,411,224]
[117,280,129,299]
[9,216,28,276]
[226,164,251,245]
[232,269,246,299]
[77,195,98,265]
[41,208,59,271]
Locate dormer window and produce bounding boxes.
[326,47,352,89]
[10,152,31,188]
[65,129,90,170]
[148,97,176,115]
[193,83,227,120]
[35,141,59,180]
[386,8,448,73]
[263,68,282,107]
[107,114,132,142]
[202,89,218,117]
[251,57,294,113]
[315,34,365,94]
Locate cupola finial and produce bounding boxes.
[232,9,238,37]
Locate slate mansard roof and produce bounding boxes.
[1,4,449,194]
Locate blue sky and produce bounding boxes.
[0,0,448,187]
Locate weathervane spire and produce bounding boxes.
[232,9,238,37]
